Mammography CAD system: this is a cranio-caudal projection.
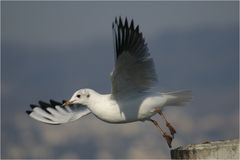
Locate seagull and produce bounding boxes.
[26,17,192,148]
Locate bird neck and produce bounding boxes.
[87,93,111,111]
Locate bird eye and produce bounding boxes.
[76,94,81,98]
[87,94,90,98]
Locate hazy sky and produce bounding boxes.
[1,1,239,159]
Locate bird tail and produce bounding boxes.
[162,90,192,106]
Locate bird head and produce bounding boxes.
[63,88,94,106]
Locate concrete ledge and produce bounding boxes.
[171,139,239,159]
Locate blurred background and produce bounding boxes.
[1,1,239,159]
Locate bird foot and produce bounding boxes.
[163,133,173,148]
[166,122,176,137]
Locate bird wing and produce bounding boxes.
[26,100,91,125]
[111,17,158,100]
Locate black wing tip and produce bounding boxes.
[130,19,134,29]
[30,99,62,109]
[30,104,37,109]
[50,99,62,106]
[113,17,138,31]
[124,17,128,27]
[119,17,123,26]
[38,100,44,104]
[38,100,50,106]
[114,16,129,24]
[135,25,139,32]
[26,110,32,115]
[113,16,148,59]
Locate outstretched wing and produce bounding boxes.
[26,100,91,125]
[111,17,158,100]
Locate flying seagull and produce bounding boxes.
[26,17,192,148]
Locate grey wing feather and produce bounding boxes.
[26,100,91,125]
[111,17,158,100]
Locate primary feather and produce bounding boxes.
[26,100,91,125]
[111,17,158,100]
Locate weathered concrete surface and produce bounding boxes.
[171,139,239,159]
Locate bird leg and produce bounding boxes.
[149,119,173,148]
[155,109,176,137]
